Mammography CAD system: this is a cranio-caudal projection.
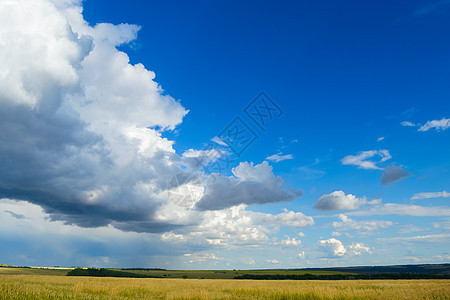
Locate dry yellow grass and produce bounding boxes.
[0,275,448,299]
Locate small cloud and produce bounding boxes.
[318,238,370,258]
[187,253,224,263]
[418,118,450,132]
[211,136,229,147]
[377,137,384,142]
[161,232,185,242]
[411,191,450,200]
[266,153,294,163]
[266,259,280,264]
[318,238,347,257]
[380,165,411,186]
[314,191,368,211]
[341,150,391,170]
[291,139,299,143]
[347,242,371,255]
[273,236,302,247]
[401,121,416,127]
[332,231,341,237]
[297,251,305,259]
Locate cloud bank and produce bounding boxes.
[0,0,301,233]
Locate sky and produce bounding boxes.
[0,0,449,269]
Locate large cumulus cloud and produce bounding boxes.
[0,0,301,232]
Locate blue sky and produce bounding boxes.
[0,0,449,269]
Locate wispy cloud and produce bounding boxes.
[332,214,393,234]
[378,233,450,243]
[401,121,416,127]
[411,191,450,200]
[401,118,450,131]
[418,118,450,131]
[211,136,229,147]
[348,203,450,217]
[266,153,294,163]
[341,150,391,170]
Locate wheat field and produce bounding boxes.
[0,275,449,299]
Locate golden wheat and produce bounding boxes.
[0,275,448,299]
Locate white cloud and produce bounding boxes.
[377,233,450,244]
[171,205,314,248]
[332,214,393,234]
[297,251,305,259]
[377,137,384,142]
[318,238,347,257]
[161,232,185,242]
[341,150,391,170]
[266,259,280,264]
[186,253,224,264]
[273,235,302,247]
[314,191,368,211]
[187,205,270,247]
[401,118,450,132]
[266,153,294,163]
[348,203,450,217]
[211,136,229,147]
[411,191,450,200]
[318,238,370,258]
[418,118,450,131]
[347,242,371,255]
[401,121,416,127]
[380,165,411,186]
[256,208,314,228]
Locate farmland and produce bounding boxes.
[0,267,449,299]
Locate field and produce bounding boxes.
[0,272,449,299]
[112,268,354,279]
[0,267,352,279]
